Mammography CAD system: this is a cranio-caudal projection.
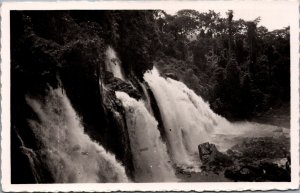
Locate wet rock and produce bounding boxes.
[230,137,289,160]
[223,136,291,182]
[224,164,263,182]
[198,142,233,173]
[226,149,243,159]
[259,160,290,181]
[103,71,142,100]
[224,159,290,182]
[199,138,290,182]
[199,142,218,163]
[164,72,178,80]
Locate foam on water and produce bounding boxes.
[144,67,286,166]
[116,91,177,182]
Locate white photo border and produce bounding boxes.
[1,1,299,192]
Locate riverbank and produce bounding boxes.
[176,104,290,182]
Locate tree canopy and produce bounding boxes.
[153,9,290,119]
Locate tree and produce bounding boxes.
[153,9,290,119]
[246,21,258,76]
[226,10,234,56]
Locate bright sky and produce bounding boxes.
[165,7,291,31]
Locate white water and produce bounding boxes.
[139,82,154,115]
[105,46,125,80]
[116,91,177,182]
[144,67,286,167]
[144,68,215,166]
[26,88,129,183]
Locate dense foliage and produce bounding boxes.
[11,9,290,122]
[10,10,290,183]
[153,10,290,120]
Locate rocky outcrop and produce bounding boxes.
[198,137,290,181]
[228,137,290,160]
[11,11,150,182]
[164,72,179,80]
[198,142,233,173]
[103,71,142,100]
[100,88,134,178]
[223,136,290,182]
[224,158,290,182]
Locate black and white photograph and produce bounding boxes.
[1,1,299,192]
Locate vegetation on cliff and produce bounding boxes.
[10,10,290,183]
[153,10,290,120]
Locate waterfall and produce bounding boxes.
[139,82,154,115]
[26,88,129,183]
[144,67,285,166]
[116,91,177,182]
[105,46,125,80]
[144,68,215,167]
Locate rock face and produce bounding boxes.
[164,72,179,80]
[10,11,156,182]
[103,71,142,100]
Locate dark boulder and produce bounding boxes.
[259,160,290,181]
[224,159,290,182]
[224,136,291,182]
[198,142,233,173]
[224,164,264,182]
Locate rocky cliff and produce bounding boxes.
[11,10,157,183]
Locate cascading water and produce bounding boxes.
[26,88,129,183]
[105,46,125,80]
[144,67,287,166]
[19,61,288,183]
[139,82,154,115]
[144,68,214,167]
[116,91,177,182]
